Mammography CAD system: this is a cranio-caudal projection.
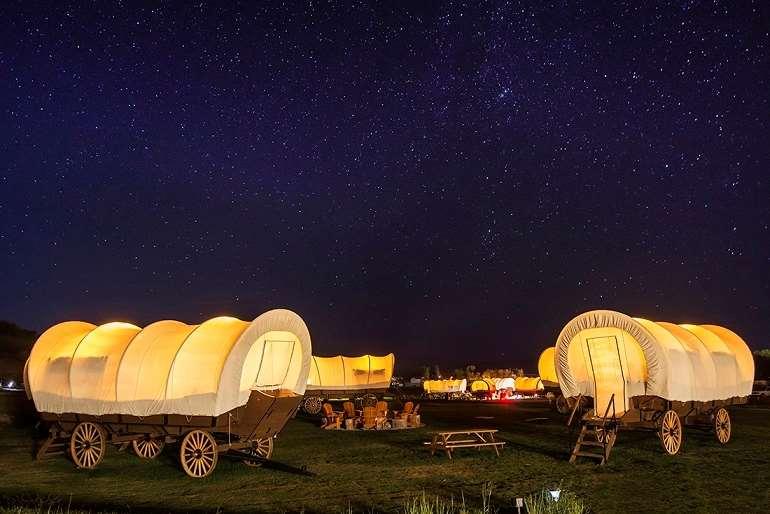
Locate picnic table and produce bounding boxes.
[426,429,505,459]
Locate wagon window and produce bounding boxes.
[240,329,306,397]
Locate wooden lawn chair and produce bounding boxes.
[362,406,377,429]
[321,403,342,429]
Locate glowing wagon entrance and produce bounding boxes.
[555,310,753,464]
[25,309,312,478]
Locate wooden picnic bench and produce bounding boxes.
[425,429,505,459]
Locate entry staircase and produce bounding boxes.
[35,429,67,460]
[568,393,618,465]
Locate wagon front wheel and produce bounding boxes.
[70,421,107,469]
[659,409,683,455]
[714,407,731,444]
[133,435,165,459]
[243,437,274,467]
[180,430,218,478]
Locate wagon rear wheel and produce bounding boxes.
[243,437,274,467]
[714,407,731,444]
[303,396,323,415]
[659,409,683,455]
[70,421,107,469]
[180,430,218,478]
[132,435,165,459]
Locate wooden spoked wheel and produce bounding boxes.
[243,437,274,467]
[70,421,107,469]
[132,435,165,459]
[659,410,683,455]
[180,430,218,478]
[303,396,323,415]
[714,407,731,444]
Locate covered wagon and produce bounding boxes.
[555,310,753,464]
[301,353,394,414]
[25,309,311,477]
[537,347,571,414]
[512,377,544,395]
[422,379,467,399]
[537,347,558,387]
[493,377,515,392]
[469,378,496,398]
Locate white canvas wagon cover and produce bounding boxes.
[307,353,394,391]
[423,379,467,393]
[555,310,753,411]
[25,309,312,417]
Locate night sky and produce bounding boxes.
[1,2,768,373]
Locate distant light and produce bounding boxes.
[549,490,561,502]
[7,381,14,388]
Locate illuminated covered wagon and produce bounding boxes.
[301,353,395,414]
[422,379,467,399]
[469,378,496,398]
[556,310,753,463]
[25,309,311,478]
[538,346,572,414]
[512,376,544,396]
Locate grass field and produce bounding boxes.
[1,398,769,513]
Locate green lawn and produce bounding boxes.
[1,399,769,513]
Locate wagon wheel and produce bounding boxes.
[555,394,570,415]
[70,421,107,469]
[243,437,274,467]
[658,410,683,455]
[132,435,165,459]
[303,396,323,415]
[180,430,218,478]
[713,407,731,444]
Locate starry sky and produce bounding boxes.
[1,1,768,374]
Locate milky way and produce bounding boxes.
[1,2,768,372]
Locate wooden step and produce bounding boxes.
[579,440,605,447]
[36,437,68,460]
[572,451,605,459]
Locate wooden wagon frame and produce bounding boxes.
[36,390,301,477]
[567,392,744,464]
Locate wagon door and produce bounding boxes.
[585,336,629,417]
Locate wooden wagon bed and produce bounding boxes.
[37,390,301,477]
[568,393,746,464]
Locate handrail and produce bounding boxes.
[598,393,617,458]
[601,393,616,421]
[566,393,583,427]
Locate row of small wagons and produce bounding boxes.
[423,376,545,398]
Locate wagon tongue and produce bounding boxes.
[227,449,315,477]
